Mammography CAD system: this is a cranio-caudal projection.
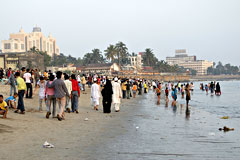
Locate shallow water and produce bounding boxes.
[180,81,240,118]
[88,83,240,160]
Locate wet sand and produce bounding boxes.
[0,84,240,160]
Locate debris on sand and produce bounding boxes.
[43,141,54,148]
[220,116,229,119]
[219,126,234,132]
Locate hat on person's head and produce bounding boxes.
[93,78,97,82]
[114,77,118,81]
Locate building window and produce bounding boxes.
[21,44,24,50]
[4,43,11,49]
[15,43,18,49]
[7,60,18,64]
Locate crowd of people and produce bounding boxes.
[0,67,222,121]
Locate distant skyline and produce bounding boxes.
[0,0,240,65]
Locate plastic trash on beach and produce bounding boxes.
[208,132,215,136]
[43,141,54,148]
[84,118,89,121]
[136,126,139,130]
[220,116,229,119]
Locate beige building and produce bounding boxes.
[1,26,60,57]
[166,49,196,65]
[178,60,213,75]
[166,49,213,75]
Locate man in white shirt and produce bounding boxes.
[112,77,122,112]
[91,78,100,111]
[23,69,32,98]
[64,74,72,113]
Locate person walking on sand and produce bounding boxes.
[23,69,33,98]
[112,77,122,112]
[91,78,100,111]
[8,70,16,96]
[45,74,56,119]
[71,74,80,113]
[101,79,113,113]
[33,76,46,112]
[64,74,72,113]
[47,71,70,121]
[14,72,27,114]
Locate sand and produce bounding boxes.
[0,84,129,160]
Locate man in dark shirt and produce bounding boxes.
[47,71,70,121]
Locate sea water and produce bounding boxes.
[177,80,240,119]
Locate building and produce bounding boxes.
[0,52,45,71]
[166,49,213,75]
[1,26,60,57]
[129,52,143,70]
[166,49,196,66]
[122,52,143,71]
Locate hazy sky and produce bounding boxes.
[0,0,240,65]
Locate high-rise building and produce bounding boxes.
[1,26,60,57]
[166,49,213,75]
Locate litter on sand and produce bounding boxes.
[220,116,229,119]
[43,141,54,148]
[219,126,235,132]
[84,118,89,121]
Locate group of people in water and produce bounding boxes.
[200,81,221,96]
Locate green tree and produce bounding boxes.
[142,48,158,67]
[83,49,105,65]
[115,42,128,66]
[104,44,117,63]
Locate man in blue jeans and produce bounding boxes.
[14,72,27,114]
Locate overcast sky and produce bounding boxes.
[0,0,240,65]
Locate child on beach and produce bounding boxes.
[186,84,191,113]
[181,84,185,98]
[171,86,177,106]
[34,76,46,112]
[0,95,8,118]
[205,84,209,95]
[154,86,161,104]
[165,86,169,105]
[45,74,56,119]
[132,82,137,98]
[5,93,18,109]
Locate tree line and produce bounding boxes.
[29,42,198,74]
[207,62,239,75]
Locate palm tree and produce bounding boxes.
[92,49,105,64]
[115,41,128,66]
[143,48,158,67]
[104,44,117,63]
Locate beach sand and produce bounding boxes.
[0,84,240,160]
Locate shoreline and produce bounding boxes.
[191,75,240,81]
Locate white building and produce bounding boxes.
[166,49,213,75]
[1,26,60,57]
